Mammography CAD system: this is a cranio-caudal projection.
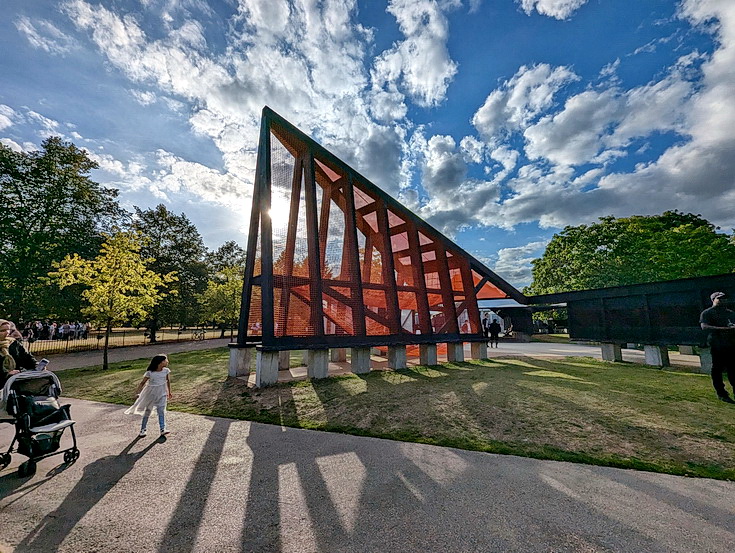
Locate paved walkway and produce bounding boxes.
[1,398,733,552]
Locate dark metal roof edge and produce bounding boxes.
[261,106,527,304]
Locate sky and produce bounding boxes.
[1,0,734,289]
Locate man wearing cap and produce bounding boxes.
[700,292,735,403]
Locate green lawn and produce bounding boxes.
[58,348,735,480]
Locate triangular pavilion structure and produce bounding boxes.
[233,107,526,385]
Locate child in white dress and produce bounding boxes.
[125,354,172,437]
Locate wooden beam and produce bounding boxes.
[376,199,401,334]
[276,156,303,335]
[342,175,367,336]
[303,152,325,337]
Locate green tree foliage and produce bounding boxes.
[201,267,242,337]
[50,232,176,369]
[206,240,246,275]
[527,211,735,295]
[0,137,125,321]
[133,204,208,338]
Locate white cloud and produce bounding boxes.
[63,0,411,197]
[472,64,579,143]
[0,105,18,131]
[491,240,548,287]
[517,0,588,20]
[130,90,158,106]
[14,16,76,54]
[0,138,24,152]
[371,0,459,107]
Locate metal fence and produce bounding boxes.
[23,327,238,356]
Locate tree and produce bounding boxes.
[526,211,735,295]
[206,240,247,275]
[133,205,208,340]
[201,267,242,338]
[0,137,127,321]
[50,232,176,369]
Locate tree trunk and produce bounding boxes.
[103,318,112,370]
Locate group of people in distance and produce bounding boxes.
[20,320,91,342]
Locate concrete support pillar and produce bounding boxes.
[678,345,695,355]
[350,347,371,374]
[447,342,464,363]
[698,347,712,375]
[644,345,670,367]
[302,351,308,365]
[278,351,290,370]
[471,342,488,360]
[388,345,407,369]
[256,350,279,387]
[601,343,623,362]
[307,349,329,379]
[228,347,254,377]
[419,343,438,365]
[330,348,347,362]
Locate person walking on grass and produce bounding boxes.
[700,292,735,404]
[125,354,173,436]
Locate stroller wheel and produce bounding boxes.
[64,448,80,464]
[0,453,10,470]
[18,459,36,477]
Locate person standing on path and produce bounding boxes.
[700,292,735,403]
[481,313,491,341]
[125,354,173,436]
[488,319,502,348]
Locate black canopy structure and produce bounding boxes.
[527,272,735,347]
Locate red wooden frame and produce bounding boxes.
[237,107,525,350]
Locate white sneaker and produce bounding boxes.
[161,428,170,436]
[139,429,147,437]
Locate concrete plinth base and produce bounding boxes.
[698,347,712,374]
[388,345,407,369]
[307,349,329,379]
[678,345,695,355]
[278,351,290,370]
[330,348,347,362]
[447,342,464,363]
[514,332,531,343]
[471,342,488,360]
[419,344,438,365]
[644,345,670,367]
[601,343,623,362]
[228,347,254,377]
[256,351,279,387]
[350,347,371,374]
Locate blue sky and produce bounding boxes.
[2,0,734,288]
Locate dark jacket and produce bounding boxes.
[1,340,37,386]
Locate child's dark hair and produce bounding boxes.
[147,354,168,372]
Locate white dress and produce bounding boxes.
[125,367,170,415]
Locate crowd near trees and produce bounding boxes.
[0,138,245,345]
[3,138,735,341]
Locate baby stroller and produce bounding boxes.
[0,370,79,477]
